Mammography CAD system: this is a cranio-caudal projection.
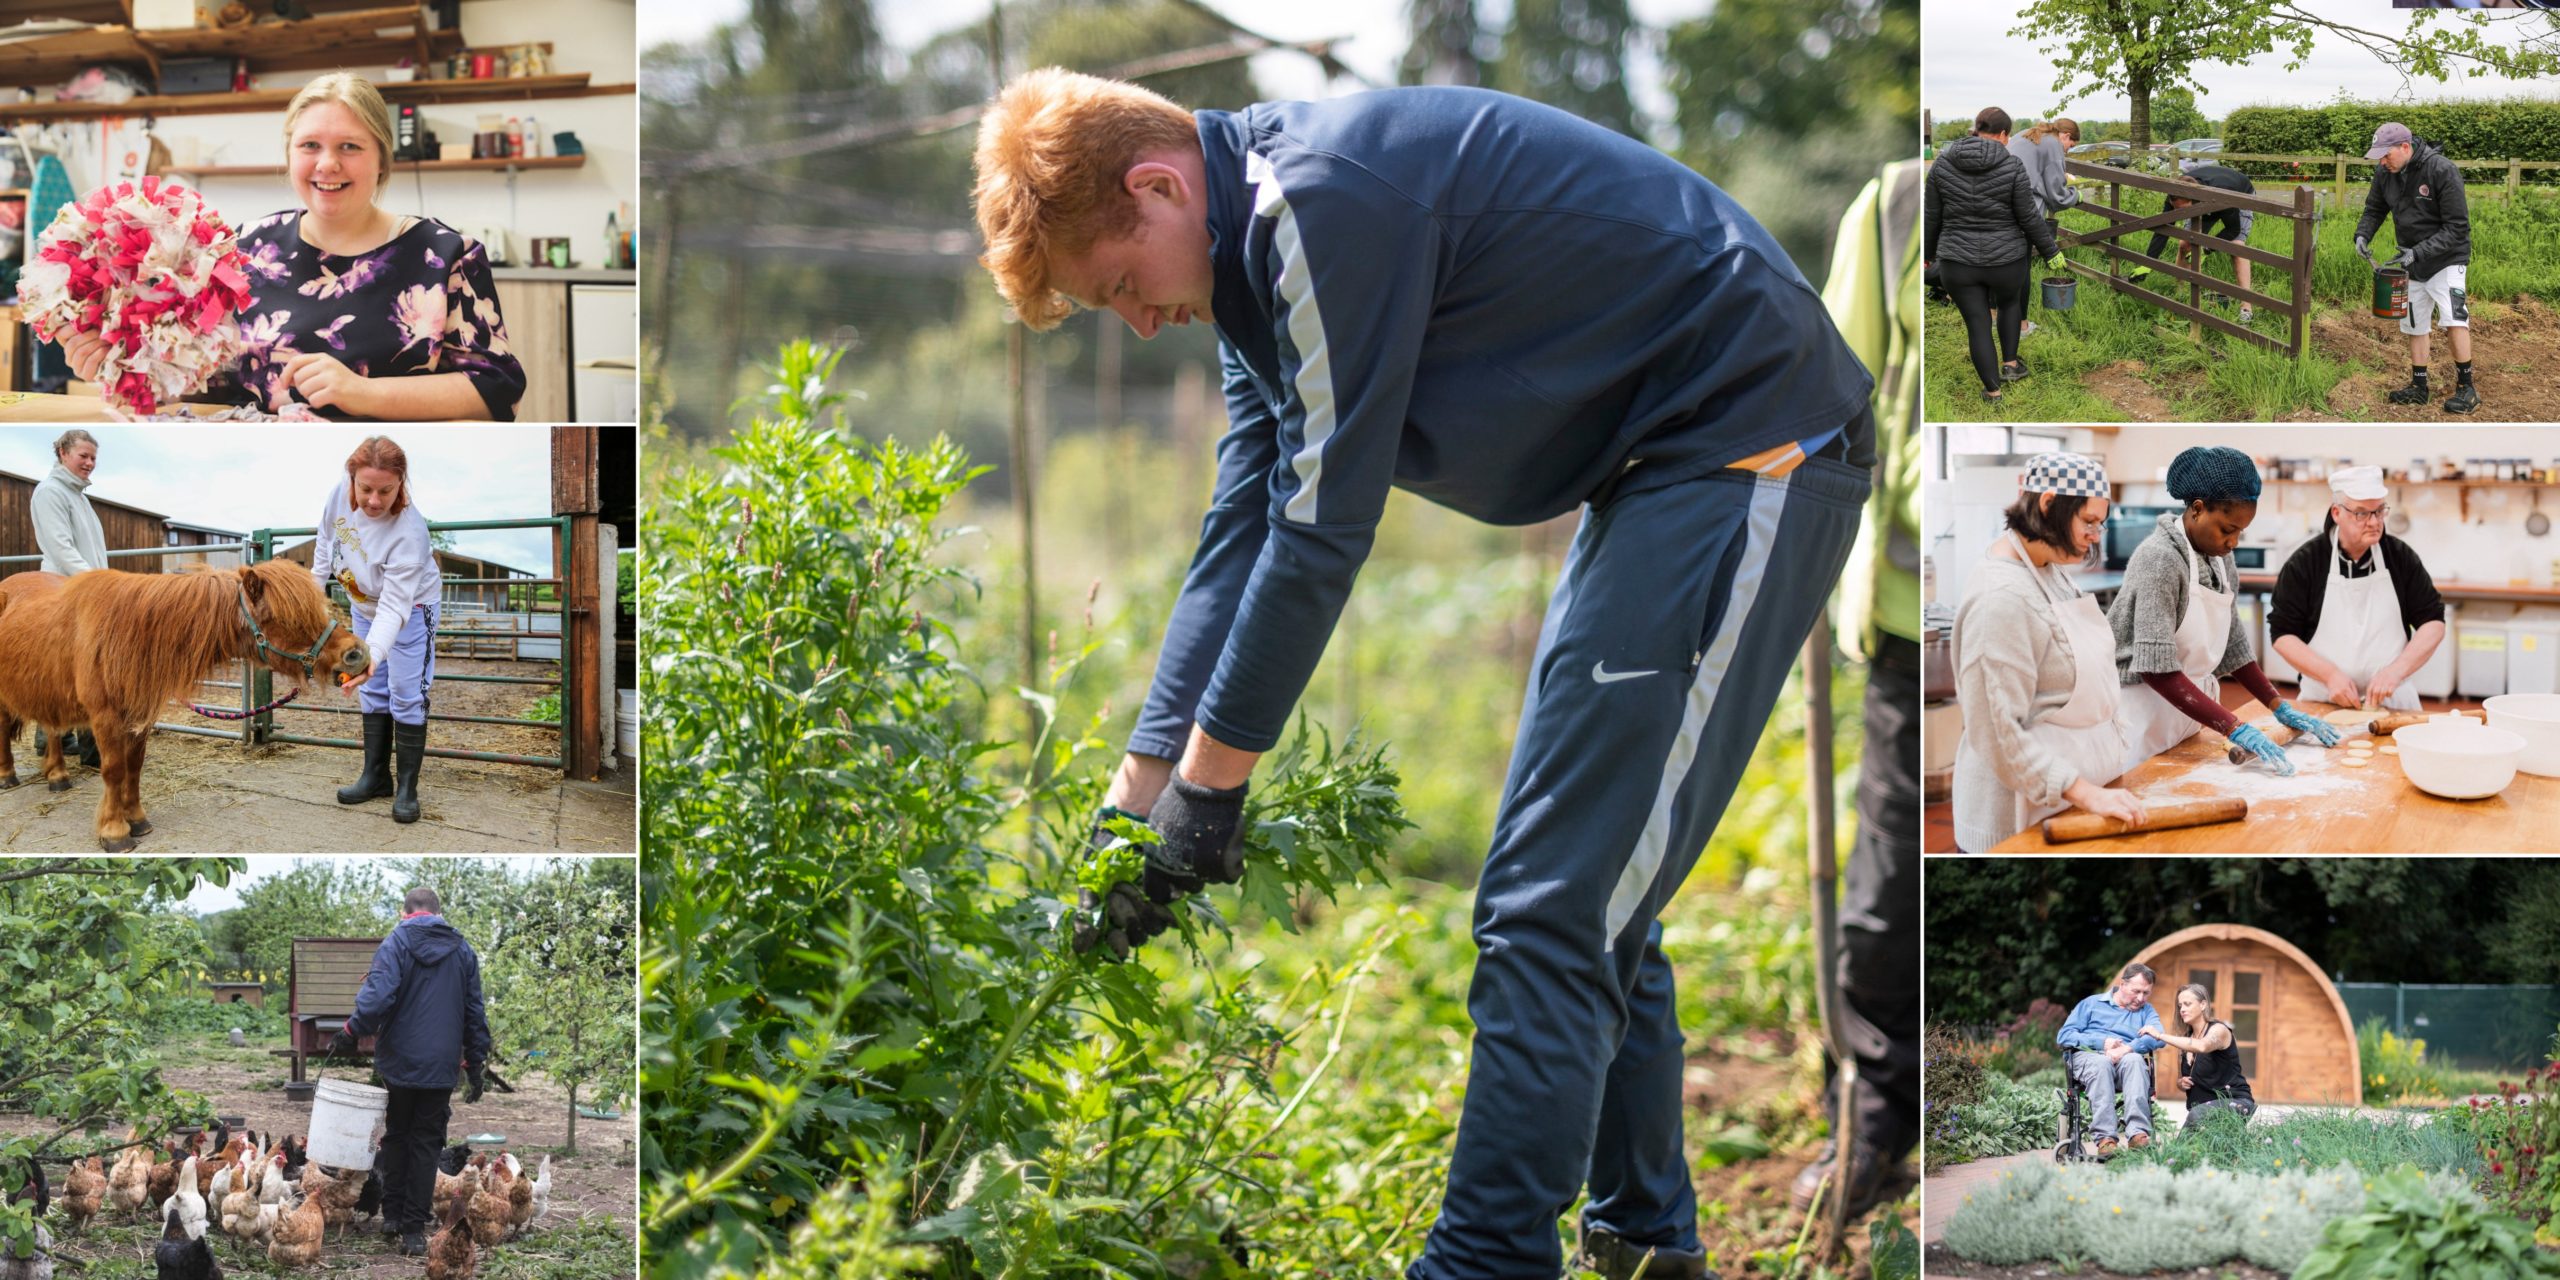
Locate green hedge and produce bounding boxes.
[2224,100,2560,186]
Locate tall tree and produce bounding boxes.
[2012,1,2560,148]
[2147,86,2209,143]
[482,860,635,1155]
[1497,0,1637,136]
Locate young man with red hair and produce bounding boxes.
[975,69,1875,1280]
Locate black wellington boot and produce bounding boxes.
[338,712,394,804]
[391,721,426,824]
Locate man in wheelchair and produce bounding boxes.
[2053,962,2166,1157]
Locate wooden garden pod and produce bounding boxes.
[2130,923,2363,1106]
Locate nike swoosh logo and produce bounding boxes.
[1592,662,1657,684]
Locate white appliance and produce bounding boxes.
[570,284,638,422]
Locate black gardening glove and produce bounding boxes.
[327,1028,359,1061]
[1070,806,1176,962]
[464,1062,487,1104]
[1140,775,1248,904]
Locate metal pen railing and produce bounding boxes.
[0,519,577,770]
[250,516,575,768]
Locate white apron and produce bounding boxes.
[2295,532,2422,712]
[1952,534,2131,852]
[2118,528,2238,774]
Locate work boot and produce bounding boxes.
[337,712,394,805]
[391,721,426,824]
[1577,1227,1715,1280]
[399,1232,428,1257]
[2443,383,2479,414]
[1789,1143,1921,1220]
[2386,379,2431,405]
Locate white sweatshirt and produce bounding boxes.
[312,477,438,660]
[32,463,108,576]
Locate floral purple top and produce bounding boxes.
[215,211,525,420]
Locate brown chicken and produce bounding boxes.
[266,1186,325,1269]
[217,1167,260,1237]
[145,1144,184,1209]
[501,1154,534,1239]
[433,1158,483,1227]
[465,1159,511,1248]
[105,1135,150,1218]
[60,1156,103,1232]
[425,1199,477,1280]
[311,1164,364,1237]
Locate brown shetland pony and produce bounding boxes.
[0,560,367,851]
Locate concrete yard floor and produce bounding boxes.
[0,729,634,852]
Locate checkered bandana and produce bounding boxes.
[2022,451,2110,497]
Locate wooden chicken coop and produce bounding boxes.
[2130,923,2364,1107]
[280,936,385,1095]
[205,981,265,1007]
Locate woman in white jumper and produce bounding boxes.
[314,435,441,823]
[31,428,107,767]
[1951,451,2146,851]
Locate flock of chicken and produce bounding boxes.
[4,1124,553,1280]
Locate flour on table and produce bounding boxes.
[2136,726,2382,811]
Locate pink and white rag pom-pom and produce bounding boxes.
[20,177,254,416]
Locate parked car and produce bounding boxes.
[2172,137,2224,155]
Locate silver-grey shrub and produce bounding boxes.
[1943,1161,2484,1271]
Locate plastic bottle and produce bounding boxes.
[604,209,621,269]
[507,116,523,158]
[522,114,539,159]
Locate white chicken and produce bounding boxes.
[257,1154,288,1207]
[205,1166,234,1235]
[170,1157,208,1241]
[525,1155,552,1234]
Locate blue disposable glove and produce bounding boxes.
[2229,723,2296,775]
[2273,700,2344,747]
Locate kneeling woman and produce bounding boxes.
[315,436,439,822]
[1952,451,2148,851]
[2108,446,2341,777]
[2147,983,2255,1130]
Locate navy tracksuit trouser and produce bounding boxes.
[1408,413,1872,1279]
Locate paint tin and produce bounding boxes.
[2372,267,2409,318]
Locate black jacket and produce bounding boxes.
[2354,138,2469,281]
[1924,135,2060,268]
[347,915,492,1091]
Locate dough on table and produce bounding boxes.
[2341,757,2370,767]
[2324,709,2379,728]
[2380,744,2400,755]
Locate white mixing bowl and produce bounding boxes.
[2393,720,2526,800]
[2484,694,2560,778]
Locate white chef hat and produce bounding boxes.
[2328,465,2386,502]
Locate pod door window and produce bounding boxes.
[2184,966,2266,1079]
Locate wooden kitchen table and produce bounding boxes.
[1990,700,2560,852]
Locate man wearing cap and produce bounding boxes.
[2269,465,2446,712]
[2355,122,2476,413]
[1951,451,2145,852]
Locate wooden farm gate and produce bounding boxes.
[2058,159,2317,359]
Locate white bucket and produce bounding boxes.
[307,1077,387,1170]
[617,689,640,759]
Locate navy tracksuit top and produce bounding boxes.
[1128,86,1874,761]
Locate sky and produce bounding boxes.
[1926,1,2560,124]
[175,855,589,915]
[12,426,565,576]
[639,0,1715,143]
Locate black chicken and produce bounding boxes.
[154,1203,221,1280]
[7,1158,45,1217]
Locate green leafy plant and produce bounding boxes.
[2112,1108,2485,1180]
[641,343,1419,1279]
[2294,1164,2560,1279]
[2461,1059,2560,1240]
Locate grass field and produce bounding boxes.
[1925,185,2560,422]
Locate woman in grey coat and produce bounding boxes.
[31,429,105,577]
[1925,106,2065,401]
[30,429,105,768]
[2007,118,2081,239]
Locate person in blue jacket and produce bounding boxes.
[975,69,1877,1280]
[329,887,492,1257]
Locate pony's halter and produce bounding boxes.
[236,585,342,684]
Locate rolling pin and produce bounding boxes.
[2043,797,2250,844]
[2372,710,2482,735]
